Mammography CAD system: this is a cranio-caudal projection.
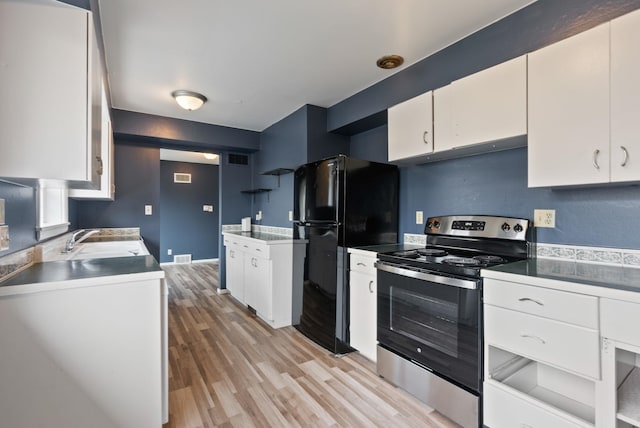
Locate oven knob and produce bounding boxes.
[514,224,524,233]
[501,222,511,232]
[417,347,422,353]
[433,221,440,229]
[426,221,433,228]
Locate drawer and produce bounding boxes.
[601,298,640,346]
[485,306,600,379]
[484,278,598,329]
[349,252,377,274]
[484,381,590,428]
[240,240,270,259]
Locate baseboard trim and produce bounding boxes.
[160,258,219,266]
[217,288,230,295]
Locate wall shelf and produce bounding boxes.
[261,168,294,187]
[240,188,272,194]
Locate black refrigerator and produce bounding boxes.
[293,155,398,354]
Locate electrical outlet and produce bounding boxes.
[288,210,293,221]
[203,205,213,212]
[256,210,262,221]
[167,249,172,256]
[534,209,556,228]
[145,205,152,215]
[416,211,424,225]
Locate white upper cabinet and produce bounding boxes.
[387,91,433,162]
[610,9,640,183]
[0,0,101,188]
[434,55,527,152]
[70,82,115,200]
[528,23,610,188]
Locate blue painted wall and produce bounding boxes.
[252,105,349,228]
[0,182,36,257]
[351,129,640,249]
[159,161,219,263]
[76,141,162,260]
[349,125,388,164]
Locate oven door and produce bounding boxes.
[376,262,481,393]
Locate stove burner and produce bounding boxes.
[473,255,506,265]
[443,257,482,267]
[392,250,420,258]
[417,248,448,257]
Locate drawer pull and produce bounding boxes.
[256,248,261,251]
[521,334,546,344]
[518,297,544,306]
[368,280,374,293]
[357,262,367,267]
[244,245,249,248]
[519,424,533,428]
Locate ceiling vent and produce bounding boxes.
[228,153,249,165]
[174,173,192,183]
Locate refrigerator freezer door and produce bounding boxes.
[293,159,339,224]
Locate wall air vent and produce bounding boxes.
[228,153,249,165]
[174,173,191,183]
[173,254,192,264]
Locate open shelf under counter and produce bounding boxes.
[486,346,596,427]
[617,360,640,426]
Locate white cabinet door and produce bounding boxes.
[225,246,245,304]
[528,23,610,187]
[70,82,114,200]
[349,270,377,362]
[434,56,527,152]
[611,9,640,183]
[0,1,98,187]
[245,255,272,320]
[387,91,433,161]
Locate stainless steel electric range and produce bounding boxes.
[375,215,530,428]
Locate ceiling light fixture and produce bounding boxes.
[376,54,404,70]
[202,153,217,160]
[171,90,207,111]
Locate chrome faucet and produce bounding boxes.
[63,229,100,253]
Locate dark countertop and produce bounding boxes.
[349,243,424,254]
[1,255,163,288]
[223,230,303,242]
[483,258,640,294]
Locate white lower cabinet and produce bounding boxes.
[600,298,640,428]
[483,278,599,427]
[222,232,305,329]
[348,249,377,362]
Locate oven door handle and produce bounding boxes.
[374,261,479,290]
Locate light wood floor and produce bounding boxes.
[162,262,459,428]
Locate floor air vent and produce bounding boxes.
[173,254,192,264]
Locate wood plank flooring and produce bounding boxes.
[162,262,459,428]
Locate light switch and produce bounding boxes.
[167,249,172,256]
[288,210,293,221]
[416,211,424,225]
[145,205,152,215]
[256,211,262,221]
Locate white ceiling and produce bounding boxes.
[99,0,536,132]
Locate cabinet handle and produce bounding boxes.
[521,334,546,344]
[592,149,600,170]
[357,262,366,267]
[256,248,261,252]
[368,280,374,293]
[519,424,533,428]
[621,145,629,167]
[96,156,103,176]
[423,131,429,145]
[244,245,249,248]
[518,297,544,306]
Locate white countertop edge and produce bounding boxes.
[481,268,640,303]
[0,270,165,298]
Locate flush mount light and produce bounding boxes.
[376,54,404,69]
[202,153,216,160]
[171,90,207,111]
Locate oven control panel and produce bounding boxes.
[425,215,529,240]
